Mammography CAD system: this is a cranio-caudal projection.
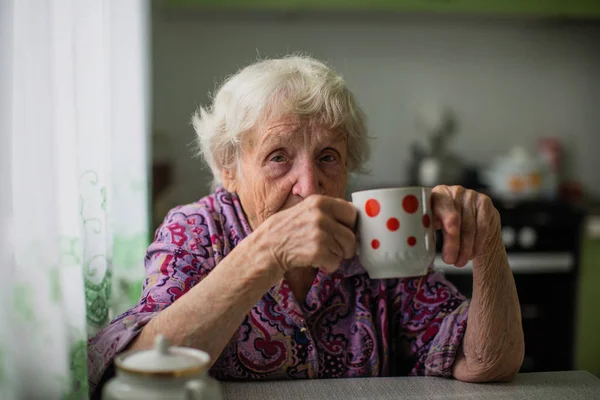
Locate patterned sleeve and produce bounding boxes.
[87,207,214,394]
[391,270,470,377]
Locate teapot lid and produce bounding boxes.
[115,335,210,377]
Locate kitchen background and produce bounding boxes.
[149,0,600,378]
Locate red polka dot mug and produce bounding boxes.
[351,187,435,279]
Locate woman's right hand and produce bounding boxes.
[254,195,358,274]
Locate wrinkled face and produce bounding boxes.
[222,115,349,229]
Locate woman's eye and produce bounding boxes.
[270,154,287,163]
[319,154,337,163]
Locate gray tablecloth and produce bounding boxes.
[223,371,600,400]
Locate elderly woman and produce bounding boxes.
[88,55,524,395]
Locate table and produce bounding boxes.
[223,371,600,400]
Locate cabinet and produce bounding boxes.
[164,0,600,19]
[445,272,578,373]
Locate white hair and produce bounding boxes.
[192,55,370,189]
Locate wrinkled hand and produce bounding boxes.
[258,195,358,274]
[432,185,502,267]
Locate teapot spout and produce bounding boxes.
[184,380,205,400]
[185,378,223,400]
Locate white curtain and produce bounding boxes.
[0,1,150,399]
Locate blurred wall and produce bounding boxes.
[152,10,600,205]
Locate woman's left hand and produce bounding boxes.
[432,185,502,268]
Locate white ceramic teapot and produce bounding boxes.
[482,146,550,201]
[102,335,223,400]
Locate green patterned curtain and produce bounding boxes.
[0,1,150,399]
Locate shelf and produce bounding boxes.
[164,0,600,19]
[434,252,575,274]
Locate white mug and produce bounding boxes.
[351,187,435,279]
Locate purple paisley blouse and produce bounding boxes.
[88,188,469,393]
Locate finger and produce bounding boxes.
[325,217,357,259]
[432,190,461,265]
[309,229,342,272]
[432,186,445,230]
[455,191,477,267]
[473,195,496,257]
[318,237,345,272]
[309,195,358,230]
[319,255,342,274]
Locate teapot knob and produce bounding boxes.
[154,334,169,355]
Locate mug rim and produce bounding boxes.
[351,186,433,196]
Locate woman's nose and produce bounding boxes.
[291,160,322,199]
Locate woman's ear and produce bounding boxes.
[221,168,238,193]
